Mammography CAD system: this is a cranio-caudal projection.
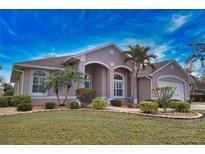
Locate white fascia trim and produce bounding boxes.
[15,64,64,70]
[114,65,133,72]
[85,61,110,69]
[151,60,174,76]
[13,66,24,95]
[31,96,77,99]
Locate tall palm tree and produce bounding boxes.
[123,45,157,103]
[43,66,84,105]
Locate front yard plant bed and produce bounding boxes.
[0,110,205,144]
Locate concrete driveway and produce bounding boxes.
[191,104,205,110]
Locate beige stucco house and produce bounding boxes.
[10,43,192,105]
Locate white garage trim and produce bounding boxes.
[157,75,186,101]
[85,61,110,69]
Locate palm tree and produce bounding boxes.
[43,66,84,105]
[123,45,157,103]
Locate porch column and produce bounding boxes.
[78,55,86,88]
[109,66,114,100]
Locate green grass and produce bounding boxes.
[0,110,205,144]
[192,102,205,105]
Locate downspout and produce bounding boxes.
[13,66,24,95]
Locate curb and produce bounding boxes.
[0,108,204,120]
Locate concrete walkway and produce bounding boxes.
[191,104,205,110]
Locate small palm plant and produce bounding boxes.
[43,66,84,106]
[152,87,176,112]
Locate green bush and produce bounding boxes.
[127,103,133,108]
[76,88,96,107]
[92,99,107,110]
[0,97,8,107]
[144,99,157,102]
[10,95,31,107]
[170,101,190,112]
[7,96,14,106]
[139,101,159,114]
[69,102,80,109]
[191,94,205,102]
[110,99,122,107]
[17,102,32,111]
[45,102,56,109]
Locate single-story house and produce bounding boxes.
[10,43,192,105]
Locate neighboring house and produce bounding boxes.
[190,75,205,95]
[10,43,192,105]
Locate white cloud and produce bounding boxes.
[167,14,190,32]
[152,44,169,58]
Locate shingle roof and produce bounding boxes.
[14,55,71,68]
[139,60,175,76]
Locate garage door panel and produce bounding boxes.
[158,80,184,101]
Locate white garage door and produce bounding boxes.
[158,80,185,101]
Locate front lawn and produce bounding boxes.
[0,110,205,144]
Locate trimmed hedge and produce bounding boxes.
[92,98,107,110]
[10,95,31,107]
[69,102,80,109]
[127,103,133,108]
[170,101,190,112]
[45,102,56,109]
[0,97,8,107]
[144,99,157,102]
[76,88,96,106]
[139,101,159,114]
[17,102,32,111]
[110,99,122,107]
[191,95,205,102]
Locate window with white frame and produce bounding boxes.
[32,71,46,93]
[114,73,124,97]
[84,80,91,88]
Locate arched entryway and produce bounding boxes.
[85,62,109,98]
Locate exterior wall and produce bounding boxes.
[85,45,133,69]
[152,62,191,100]
[137,77,151,102]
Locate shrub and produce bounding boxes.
[110,99,122,107]
[76,88,96,107]
[0,97,8,107]
[127,103,133,108]
[92,98,107,110]
[139,101,159,114]
[152,87,176,112]
[191,94,205,102]
[170,101,190,112]
[10,95,31,107]
[69,102,80,109]
[45,102,56,109]
[144,99,157,102]
[17,102,32,111]
[7,96,14,106]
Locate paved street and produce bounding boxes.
[191,104,205,110]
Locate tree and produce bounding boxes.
[43,66,84,105]
[123,45,157,103]
[3,83,14,96]
[185,39,205,73]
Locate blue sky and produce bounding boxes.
[0,10,205,82]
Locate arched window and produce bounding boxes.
[114,73,124,97]
[32,71,46,93]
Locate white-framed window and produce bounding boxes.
[114,73,124,97]
[32,71,47,94]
